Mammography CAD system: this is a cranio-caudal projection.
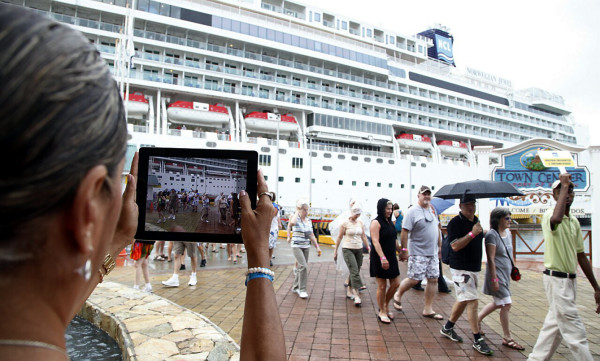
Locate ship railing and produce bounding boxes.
[308,144,393,158]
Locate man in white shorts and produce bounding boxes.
[393,186,443,320]
[441,194,492,356]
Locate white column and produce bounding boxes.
[588,146,600,268]
[473,146,493,231]
[156,90,161,135]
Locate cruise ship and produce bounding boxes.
[6,0,579,213]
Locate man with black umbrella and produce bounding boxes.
[440,193,493,356]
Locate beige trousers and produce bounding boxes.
[528,274,593,361]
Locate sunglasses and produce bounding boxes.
[504,216,512,221]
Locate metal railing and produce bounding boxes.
[510,226,592,262]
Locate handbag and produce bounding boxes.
[494,229,521,281]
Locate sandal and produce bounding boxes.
[387,312,394,320]
[502,338,525,351]
[422,313,444,320]
[392,300,403,311]
[376,313,391,324]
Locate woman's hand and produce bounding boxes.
[240,170,276,268]
[112,152,138,255]
[381,258,389,270]
[492,279,500,292]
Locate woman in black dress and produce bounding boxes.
[370,198,401,323]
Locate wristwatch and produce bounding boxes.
[98,253,116,283]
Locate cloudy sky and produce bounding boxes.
[300,0,600,145]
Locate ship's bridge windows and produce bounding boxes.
[364,157,371,163]
[351,156,359,161]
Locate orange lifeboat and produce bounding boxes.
[188,165,203,173]
[165,162,183,171]
[436,140,469,156]
[395,133,433,151]
[125,92,149,118]
[167,101,229,126]
[244,112,298,134]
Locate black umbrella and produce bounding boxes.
[433,179,523,200]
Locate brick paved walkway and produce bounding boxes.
[106,242,600,360]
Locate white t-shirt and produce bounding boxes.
[402,205,439,256]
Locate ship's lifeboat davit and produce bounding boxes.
[167,101,230,126]
[437,140,469,156]
[395,133,433,151]
[125,92,149,118]
[244,112,298,134]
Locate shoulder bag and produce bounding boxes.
[494,229,521,281]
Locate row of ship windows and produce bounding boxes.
[263,175,435,190]
[259,155,396,167]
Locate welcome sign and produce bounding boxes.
[492,143,589,192]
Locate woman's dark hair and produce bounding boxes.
[376,198,393,223]
[489,207,511,231]
[0,5,127,257]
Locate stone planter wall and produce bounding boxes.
[79,282,240,361]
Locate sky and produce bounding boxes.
[299,0,600,146]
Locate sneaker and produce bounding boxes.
[298,291,308,299]
[133,285,140,290]
[291,288,299,295]
[440,326,463,343]
[162,275,179,287]
[188,273,197,286]
[143,284,153,293]
[200,259,206,267]
[473,338,493,356]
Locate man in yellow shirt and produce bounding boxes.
[528,174,600,361]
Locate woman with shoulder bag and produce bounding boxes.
[478,207,525,351]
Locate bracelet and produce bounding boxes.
[98,253,116,283]
[380,256,387,260]
[246,267,275,277]
[468,231,475,239]
[492,278,499,282]
[401,248,408,252]
[245,272,274,286]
